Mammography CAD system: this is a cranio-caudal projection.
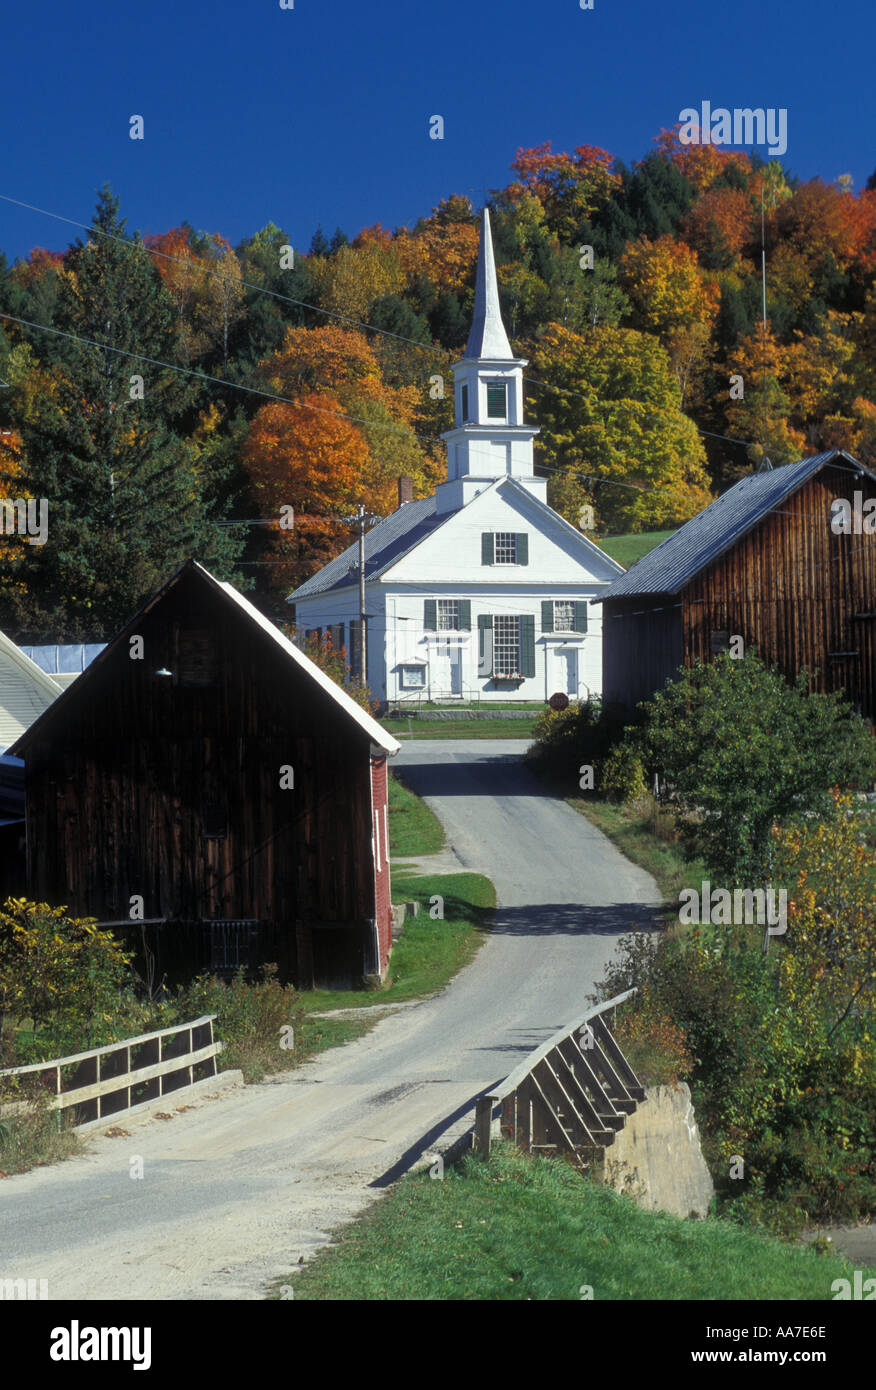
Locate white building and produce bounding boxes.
[0,631,63,753]
[289,208,624,705]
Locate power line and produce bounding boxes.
[0,309,689,496]
[0,188,760,454]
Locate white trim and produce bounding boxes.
[0,632,64,700]
[206,568,400,756]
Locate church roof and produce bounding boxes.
[289,496,452,600]
[463,208,514,361]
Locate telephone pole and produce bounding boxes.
[357,502,367,686]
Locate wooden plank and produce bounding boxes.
[589,1015,646,1101]
[0,1015,218,1077]
[482,990,636,1105]
[54,1042,224,1109]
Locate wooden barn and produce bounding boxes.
[597,450,876,723]
[9,561,400,990]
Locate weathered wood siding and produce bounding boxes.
[601,601,684,711]
[681,464,876,721]
[21,568,379,984]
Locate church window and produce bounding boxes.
[493,532,517,564]
[486,381,506,419]
[460,384,470,422]
[437,599,459,630]
[493,616,520,676]
[553,601,575,632]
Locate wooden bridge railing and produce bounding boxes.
[475,990,644,1166]
[0,1015,222,1129]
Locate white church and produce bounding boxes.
[288,208,624,706]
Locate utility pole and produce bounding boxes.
[357,502,367,687]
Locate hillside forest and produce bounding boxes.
[2,130,876,639]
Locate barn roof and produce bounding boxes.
[596,450,873,601]
[289,495,450,600]
[9,562,400,758]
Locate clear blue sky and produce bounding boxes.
[2,0,874,261]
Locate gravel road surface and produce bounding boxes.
[0,740,661,1300]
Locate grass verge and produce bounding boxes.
[276,1143,875,1301]
[383,718,537,740]
[568,794,706,920]
[0,1093,82,1176]
[298,871,495,1014]
[388,770,445,855]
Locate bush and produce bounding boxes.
[633,651,876,883]
[0,899,133,1058]
[0,1077,81,1175]
[601,744,648,803]
[172,963,303,1083]
[600,922,876,1232]
[527,698,633,786]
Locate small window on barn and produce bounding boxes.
[202,801,228,839]
[178,628,218,687]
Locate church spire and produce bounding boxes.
[464,208,513,361]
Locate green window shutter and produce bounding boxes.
[541,600,554,633]
[458,599,471,631]
[517,533,529,565]
[575,601,588,633]
[424,599,437,631]
[478,613,493,675]
[481,532,494,565]
[519,615,536,677]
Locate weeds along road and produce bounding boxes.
[0,740,661,1301]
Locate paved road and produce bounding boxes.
[0,741,661,1300]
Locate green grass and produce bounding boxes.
[276,1143,872,1300]
[0,1093,82,1175]
[388,770,445,855]
[390,701,545,710]
[596,530,675,570]
[384,717,537,740]
[298,871,495,1014]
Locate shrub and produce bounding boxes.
[172,963,303,1083]
[0,1076,81,1175]
[601,744,648,803]
[527,697,633,785]
[600,921,876,1231]
[633,651,876,883]
[0,899,132,1057]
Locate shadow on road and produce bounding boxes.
[396,757,546,799]
[491,901,662,936]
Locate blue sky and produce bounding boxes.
[2,0,874,261]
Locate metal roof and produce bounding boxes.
[10,562,400,759]
[596,450,872,601]
[290,496,450,600]
[464,208,515,362]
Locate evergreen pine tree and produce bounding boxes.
[12,187,243,639]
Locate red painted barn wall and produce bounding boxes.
[371,755,392,975]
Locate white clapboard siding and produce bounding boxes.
[0,633,63,751]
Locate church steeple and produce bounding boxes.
[434,206,544,514]
[464,208,514,361]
